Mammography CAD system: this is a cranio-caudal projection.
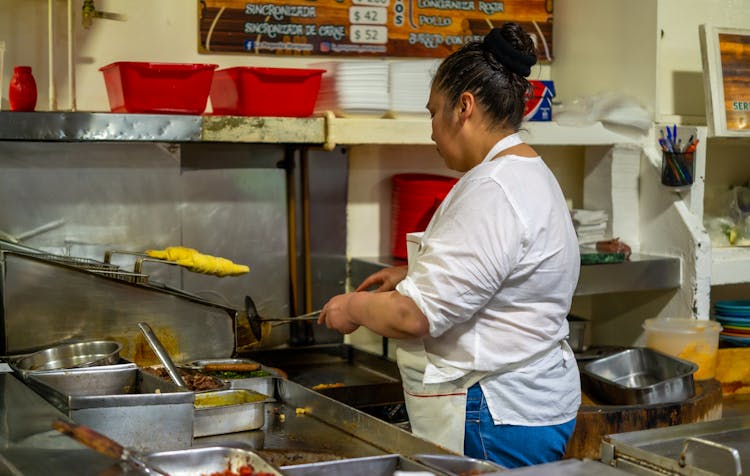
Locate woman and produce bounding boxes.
[317,22,580,469]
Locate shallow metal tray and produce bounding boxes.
[12,359,138,382]
[183,358,280,397]
[193,388,273,437]
[12,340,122,371]
[414,453,507,474]
[112,445,284,475]
[581,347,697,405]
[280,454,438,476]
[27,367,194,451]
[602,415,750,476]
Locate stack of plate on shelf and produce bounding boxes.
[311,61,389,116]
[713,300,750,346]
[387,59,440,117]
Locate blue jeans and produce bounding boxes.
[464,383,576,469]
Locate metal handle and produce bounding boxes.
[137,322,189,390]
[263,310,322,323]
[679,436,742,476]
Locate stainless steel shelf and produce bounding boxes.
[0,111,325,144]
[0,111,645,148]
[349,253,681,296]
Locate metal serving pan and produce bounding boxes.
[581,347,697,405]
[183,358,280,397]
[13,340,122,371]
[193,388,273,437]
[280,454,439,476]
[413,453,507,474]
[12,359,137,382]
[27,367,194,451]
[108,445,284,476]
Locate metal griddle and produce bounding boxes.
[242,344,404,410]
[601,415,750,476]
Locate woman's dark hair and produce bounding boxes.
[432,22,537,131]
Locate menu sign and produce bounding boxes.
[700,25,750,137]
[718,33,750,132]
[199,0,554,60]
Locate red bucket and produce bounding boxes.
[390,173,458,259]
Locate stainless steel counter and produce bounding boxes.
[0,369,452,475]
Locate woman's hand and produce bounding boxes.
[318,293,360,334]
[355,265,408,292]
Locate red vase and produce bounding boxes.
[9,66,38,112]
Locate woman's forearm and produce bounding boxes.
[348,290,430,339]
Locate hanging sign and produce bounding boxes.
[199,0,554,61]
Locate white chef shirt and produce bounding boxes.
[395,134,581,426]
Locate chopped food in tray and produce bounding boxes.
[142,365,226,392]
[202,466,276,476]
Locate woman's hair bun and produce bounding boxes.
[482,23,537,77]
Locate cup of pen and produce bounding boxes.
[661,149,695,191]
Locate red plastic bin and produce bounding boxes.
[390,173,458,259]
[100,62,218,114]
[210,67,325,117]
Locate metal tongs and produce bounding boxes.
[244,295,320,341]
[52,419,171,475]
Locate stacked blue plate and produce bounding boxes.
[713,300,750,346]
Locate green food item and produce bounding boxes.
[580,252,626,265]
[208,369,271,379]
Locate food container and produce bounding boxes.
[12,359,137,382]
[142,364,229,392]
[581,347,697,405]
[567,315,589,352]
[280,454,437,475]
[13,340,122,372]
[183,358,279,397]
[643,317,722,380]
[99,61,218,114]
[413,454,506,475]
[193,388,273,437]
[209,66,325,117]
[27,367,194,451]
[131,446,284,476]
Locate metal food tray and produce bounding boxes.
[112,445,285,476]
[184,358,280,397]
[27,367,194,451]
[581,347,697,405]
[601,415,750,476]
[280,454,439,476]
[193,388,273,437]
[414,453,507,474]
[12,358,138,382]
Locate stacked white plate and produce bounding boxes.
[311,61,389,116]
[388,59,440,117]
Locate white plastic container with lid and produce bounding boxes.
[643,317,722,380]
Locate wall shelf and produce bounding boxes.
[711,247,750,286]
[349,253,681,297]
[0,111,646,149]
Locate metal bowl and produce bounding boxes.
[13,340,122,371]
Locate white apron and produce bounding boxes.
[397,231,484,453]
[395,134,524,453]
